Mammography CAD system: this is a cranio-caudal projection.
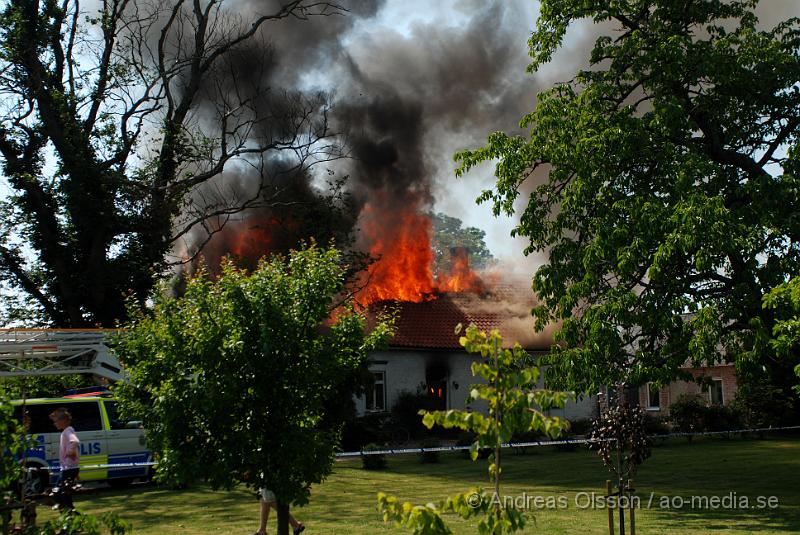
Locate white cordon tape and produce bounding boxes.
[337,424,800,457]
[22,425,800,471]
[24,461,156,473]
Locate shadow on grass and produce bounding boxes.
[60,436,799,534]
[349,436,800,533]
[74,485,254,531]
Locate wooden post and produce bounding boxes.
[606,480,614,535]
[628,479,635,535]
[21,499,36,529]
[1,503,12,535]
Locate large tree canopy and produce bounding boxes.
[115,244,392,535]
[456,0,800,393]
[0,0,342,327]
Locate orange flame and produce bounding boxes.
[355,194,485,306]
[437,247,485,293]
[229,220,276,260]
[357,200,437,305]
[193,216,289,275]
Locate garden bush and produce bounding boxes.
[643,413,671,446]
[341,414,385,451]
[669,394,743,438]
[418,438,442,464]
[455,432,475,459]
[643,413,671,436]
[553,420,578,451]
[454,432,491,459]
[510,429,546,455]
[669,394,707,434]
[390,390,434,439]
[361,443,388,470]
[567,418,591,437]
[390,390,463,440]
[730,380,797,429]
[703,404,741,432]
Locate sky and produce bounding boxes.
[329,0,800,265]
[3,0,800,273]
[269,0,585,267]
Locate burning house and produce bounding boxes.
[355,287,599,421]
[170,0,741,427]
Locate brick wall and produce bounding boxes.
[638,364,738,416]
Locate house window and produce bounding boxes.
[366,371,386,412]
[707,378,724,406]
[647,383,660,410]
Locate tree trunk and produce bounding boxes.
[276,502,290,535]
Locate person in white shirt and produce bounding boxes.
[49,408,80,510]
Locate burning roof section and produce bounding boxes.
[373,284,555,352]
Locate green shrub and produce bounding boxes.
[510,429,546,455]
[643,413,671,446]
[551,419,577,451]
[455,432,475,459]
[418,438,442,464]
[341,414,384,451]
[36,510,131,535]
[390,390,435,439]
[669,394,743,439]
[643,413,671,436]
[361,443,388,470]
[669,394,707,434]
[703,404,741,432]
[568,418,591,436]
[454,432,491,459]
[730,380,797,429]
[644,413,670,443]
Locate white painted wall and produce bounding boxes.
[355,349,598,422]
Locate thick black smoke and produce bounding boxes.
[181,0,563,265]
[182,0,799,270]
[156,0,800,268]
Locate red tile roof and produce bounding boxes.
[371,287,554,351]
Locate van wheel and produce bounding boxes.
[108,478,134,489]
[22,465,49,496]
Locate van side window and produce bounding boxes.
[62,402,103,432]
[15,405,55,434]
[103,401,127,430]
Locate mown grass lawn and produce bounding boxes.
[41,435,800,534]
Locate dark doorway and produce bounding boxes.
[425,362,448,411]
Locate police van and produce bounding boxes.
[12,392,152,493]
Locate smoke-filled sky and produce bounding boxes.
[8,0,797,270]
[60,0,797,274]
[220,0,587,268]
[229,0,797,268]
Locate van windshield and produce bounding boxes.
[103,401,129,430]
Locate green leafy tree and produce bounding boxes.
[763,276,800,398]
[0,375,96,401]
[1,399,24,532]
[456,0,800,394]
[114,244,392,535]
[431,213,495,272]
[378,325,569,535]
[0,0,344,327]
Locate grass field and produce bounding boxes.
[39,435,800,534]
